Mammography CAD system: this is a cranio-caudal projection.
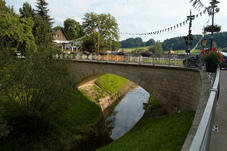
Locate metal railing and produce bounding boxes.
[189,68,220,151]
[53,53,189,67]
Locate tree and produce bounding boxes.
[149,42,163,54]
[19,2,35,18]
[145,39,155,46]
[0,56,76,151]
[35,0,52,23]
[53,25,62,31]
[0,0,7,12]
[0,3,36,54]
[82,12,120,51]
[120,37,144,48]
[32,0,53,53]
[82,31,104,53]
[63,18,83,40]
[162,35,202,51]
[33,16,53,51]
[82,12,98,34]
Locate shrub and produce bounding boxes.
[202,49,223,65]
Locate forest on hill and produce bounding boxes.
[162,32,227,51]
[120,32,227,51]
[120,37,155,48]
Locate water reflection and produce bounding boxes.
[105,87,150,140]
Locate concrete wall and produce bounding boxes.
[68,60,202,113]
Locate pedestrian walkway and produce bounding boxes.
[210,70,227,151]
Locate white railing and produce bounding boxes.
[189,68,220,151]
[53,53,188,67]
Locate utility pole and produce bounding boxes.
[209,0,220,51]
[184,10,195,55]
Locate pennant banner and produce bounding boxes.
[119,5,208,36]
[190,0,207,11]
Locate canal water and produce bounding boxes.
[105,86,150,140]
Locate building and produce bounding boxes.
[53,28,80,52]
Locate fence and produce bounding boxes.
[189,68,220,151]
[53,53,189,67]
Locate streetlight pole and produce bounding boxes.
[209,0,220,51]
[184,10,195,55]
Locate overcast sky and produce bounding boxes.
[5,0,227,41]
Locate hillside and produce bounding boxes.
[120,37,155,48]
[162,32,227,51]
[120,32,227,51]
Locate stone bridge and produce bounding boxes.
[67,60,204,113]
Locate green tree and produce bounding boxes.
[149,41,163,54]
[19,2,35,18]
[33,16,53,50]
[0,3,36,54]
[0,106,9,140]
[82,12,98,34]
[82,12,120,51]
[35,0,52,23]
[120,37,144,48]
[32,0,53,54]
[53,25,62,31]
[64,18,83,40]
[0,56,75,151]
[82,31,104,53]
[0,0,7,12]
[145,39,155,46]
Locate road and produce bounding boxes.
[210,70,227,151]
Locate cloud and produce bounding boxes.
[5,0,227,41]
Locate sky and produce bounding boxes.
[5,0,227,42]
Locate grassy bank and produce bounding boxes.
[95,74,129,94]
[122,46,151,53]
[146,96,162,110]
[98,111,195,151]
[61,90,103,150]
[70,90,102,127]
[122,46,201,55]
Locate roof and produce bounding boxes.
[53,28,68,41]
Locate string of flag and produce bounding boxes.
[190,0,215,16]
[190,0,207,11]
[119,8,207,36]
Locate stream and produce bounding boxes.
[105,86,150,140]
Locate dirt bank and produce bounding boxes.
[78,75,137,116]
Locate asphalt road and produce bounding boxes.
[210,70,227,151]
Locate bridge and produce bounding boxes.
[64,57,224,151]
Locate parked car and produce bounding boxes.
[14,51,25,59]
[220,51,227,68]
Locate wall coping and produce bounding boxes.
[181,70,211,151]
[71,59,199,72]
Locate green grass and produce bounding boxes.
[122,46,151,53]
[122,46,201,55]
[147,96,162,110]
[95,74,129,94]
[98,111,195,151]
[163,49,201,54]
[65,90,102,130]
[93,85,109,100]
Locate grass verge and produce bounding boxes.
[147,96,162,110]
[122,46,152,53]
[95,74,128,94]
[70,90,102,127]
[98,111,195,151]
